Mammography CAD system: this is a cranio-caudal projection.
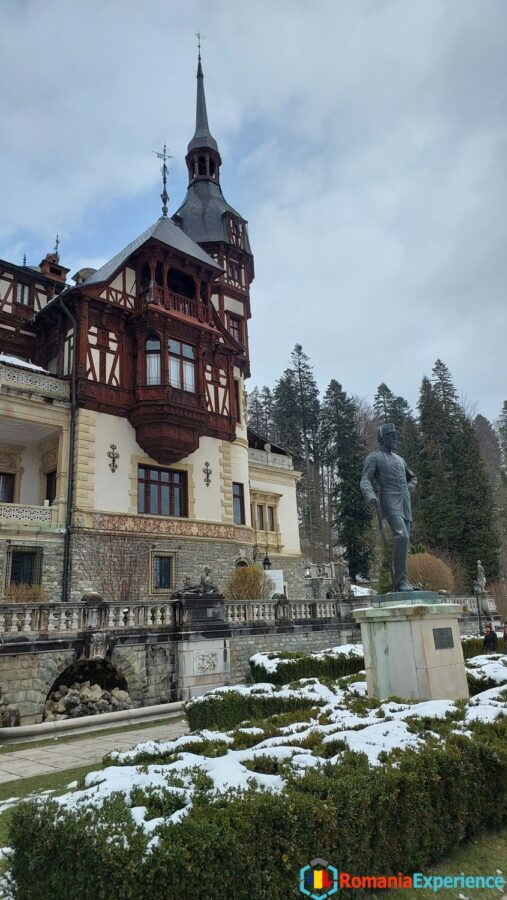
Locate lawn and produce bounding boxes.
[381,828,507,899]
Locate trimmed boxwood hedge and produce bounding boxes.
[185,691,316,731]
[249,650,364,685]
[9,721,507,899]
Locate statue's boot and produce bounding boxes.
[393,533,414,591]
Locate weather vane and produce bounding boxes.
[22,251,26,266]
[54,234,60,258]
[195,30,206,61]
[153,144,172,217]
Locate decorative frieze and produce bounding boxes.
[84,511,251,542]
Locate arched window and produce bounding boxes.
[209,158,216,178]
[146,336,161,385]
[198,155,207,176]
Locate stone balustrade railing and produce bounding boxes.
[0,503,56,527]
[224,599,338,624]
[0,363,69,400]
[0,597,342,636]
[0,601,178,635]
[247,448,294,470]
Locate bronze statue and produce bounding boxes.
[360,422,417,592]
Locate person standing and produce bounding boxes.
[503,621,507,653]
[483,624,498,654]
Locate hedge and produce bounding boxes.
[185,691,316,731]
[249,650,364,685]
[9,720,507,900]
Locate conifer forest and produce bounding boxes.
[248,345,506,593]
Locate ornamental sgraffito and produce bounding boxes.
[89,512,251,542]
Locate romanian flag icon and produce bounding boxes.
[305,868,333,891]
[300,858,338,899]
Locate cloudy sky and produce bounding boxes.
[1,0,506,420]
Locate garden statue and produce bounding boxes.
[360,422,417,592]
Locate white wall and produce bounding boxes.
[249,470,301,554]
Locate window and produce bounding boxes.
[9,548,43,586]
[15,283,30,305]
[151,552,174,593]
[138,466,187,517]
[198,155,207,176]
[232,482,245,525]
[229,317,242,344]
[0,473,14,503]
[45,471,57,504]
[168,339,196,392]
[256,504,264,530]
[227,261,241,284]
[267,506,275,532]
[146,336,161,385]
[234,380,241,421]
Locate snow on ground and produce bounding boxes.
[465,654,507,685]
[2,654,506,850]
[250,643,363,674]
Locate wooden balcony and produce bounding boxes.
[137,286,213,323]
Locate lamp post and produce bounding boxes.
[473,580,483,635]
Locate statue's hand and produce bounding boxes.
[368,496,380,509]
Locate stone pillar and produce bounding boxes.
[354,595,469,701]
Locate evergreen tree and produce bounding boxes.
[273,346,322,555]
[247,387,264,434]
[417,362,499,582]
[321,380,373,578]
[497,401,507,475]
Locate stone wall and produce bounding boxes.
[228,627,358,683]
[0,538,65,604]
[112,644,175,707]
[0,648,75,724]
[70,529,305,603]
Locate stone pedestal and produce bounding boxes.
[354,595,468,701]
[177,635,230,701]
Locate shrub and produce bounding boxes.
[408,553,455,593]
[185,690,316,731]
[225,565,275,600]
[4,583,48,603]
[249,650,364,685]
[10,723,507,899]
[461,637,483,659]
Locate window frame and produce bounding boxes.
[15,282,31,306]
[8,546,43,587]
[150,550,176,594]
[138,466,188,518]
[0,472,15,504]
[168,338,196,393]
[232,482,245,525]
[145,336,162,385]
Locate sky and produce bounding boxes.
[1,0,506,421]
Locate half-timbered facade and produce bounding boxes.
[0,56,303,603]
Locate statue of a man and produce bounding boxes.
[360,422,417,592]
[476,559,486,593]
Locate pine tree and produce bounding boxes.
[247,387,264,434]
[321,380,373,578]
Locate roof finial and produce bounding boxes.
[154,144,172,217]
[195,30,206,64]
[22,251,27,267]
[54,234,60,259]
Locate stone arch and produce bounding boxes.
[43,657,129,720]
[18,649,76,724]
[110,647,148,706]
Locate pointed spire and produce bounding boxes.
[188,40,218,154]
[54,234,60,260]
[22,251,26,267]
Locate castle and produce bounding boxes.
[0,53,303,604]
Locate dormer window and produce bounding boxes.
[229,218,243,248]
[146,337,161,385]
[16,283,30,305]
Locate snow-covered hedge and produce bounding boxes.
[249,643,364,684]
[465,653,507,694]
[7,658,507,900]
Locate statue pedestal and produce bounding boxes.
[353,596,468,701]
